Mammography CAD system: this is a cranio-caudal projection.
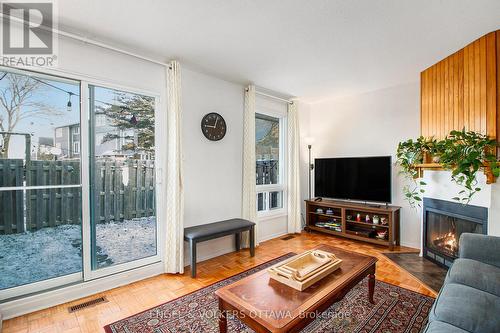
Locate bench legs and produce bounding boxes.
[189,226,255,278]
[250,225,255,257]
[235,232,241,251]
[190,239,197,278]
[235,229,254,256]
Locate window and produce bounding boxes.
[95,113,107,127]
[0,66,161,299]
[89,85,157,270]
[73,141,80,154]
[0,67,82,293]
[255,113,285,214]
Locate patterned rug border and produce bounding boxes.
[103,252,296,333]
[104,252,434,332]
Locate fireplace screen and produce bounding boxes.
[426,211,483,259]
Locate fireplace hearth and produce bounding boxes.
[423,198,487,268]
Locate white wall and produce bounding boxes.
[422,171,500,237]
[422,171,491,208]
[299,83,422,248]
[181,68,244,262]
[490,183,500,236]
[181,70,290,264]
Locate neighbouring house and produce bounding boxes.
[54,112,139,159]
[33,137,56,160]
[54,123,80,159]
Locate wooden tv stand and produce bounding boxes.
[305,199,401,250]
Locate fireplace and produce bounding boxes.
[423,198,487,268]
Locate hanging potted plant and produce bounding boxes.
[421,137,442,163]
[439,129,499,204]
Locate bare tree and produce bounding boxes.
[0,72,59,158]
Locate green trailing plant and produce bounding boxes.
[439,129,499,204]
[396,137,428,208]
[396,138,422,177]
[422,137,442,163]
[397,129,499,207]
[401,179,427,209]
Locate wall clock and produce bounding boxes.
[201,112,226,141]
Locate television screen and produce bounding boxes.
[314,156,392,203]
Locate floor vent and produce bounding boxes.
[68,296,108,313]
[281,235,295,241]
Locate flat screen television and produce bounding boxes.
[314,156,392,203]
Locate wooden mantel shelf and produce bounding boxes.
[413,163,497,184]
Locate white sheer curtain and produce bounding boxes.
[242,85,258,246]
[287,102,302,233]
[164,60,184,273]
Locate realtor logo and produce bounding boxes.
[1,0,58,67]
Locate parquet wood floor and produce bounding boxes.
[2,232,435,333]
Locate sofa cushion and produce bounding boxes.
[429,283,500,333]
[459,233,500,268]
[424,320,469,333]
[447,258,500,297]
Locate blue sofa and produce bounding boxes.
[423,233,500,333]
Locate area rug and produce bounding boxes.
[382,252,447,293]
[104,253,434,333]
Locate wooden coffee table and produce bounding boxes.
[215,245,377,333]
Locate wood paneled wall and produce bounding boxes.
[421,31,499,140]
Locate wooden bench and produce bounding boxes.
[184,218,255,278]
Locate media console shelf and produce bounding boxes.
[305,199,401,250]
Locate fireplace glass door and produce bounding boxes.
[426,210,483,259]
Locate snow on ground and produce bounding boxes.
[95,217,157,268]
[0,224,82,290]
[0,217,156,290]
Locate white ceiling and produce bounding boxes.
[56,0,500,102]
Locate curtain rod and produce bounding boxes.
[251,89,293,104]
[0,13,170,68]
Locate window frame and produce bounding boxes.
[0,65,164,299]
[73,140,80,154]
[0,66,83,299]
[255,108,288,219]
[85,82,162,281]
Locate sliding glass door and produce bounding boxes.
[88,85,157,272]
[0,67,83,296]
[0,66,160,299]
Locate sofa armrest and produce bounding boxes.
[459,233,500,268]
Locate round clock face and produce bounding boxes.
[201,112,226,141]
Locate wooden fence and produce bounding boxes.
[26,160,82,232]
[93,159,155,223]
[0,158,155,235]
[0,159,24,234]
